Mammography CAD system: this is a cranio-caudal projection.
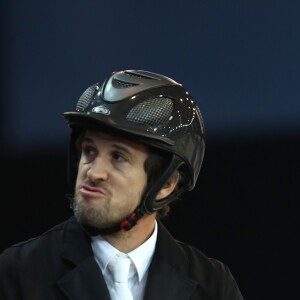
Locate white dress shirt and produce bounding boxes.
[91,221,158,300]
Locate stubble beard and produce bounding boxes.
[72,190,141,230]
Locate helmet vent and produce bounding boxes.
[76,84,97,111]
[124,71,156,80]
[126,97,173,126]
[112,78,139,88]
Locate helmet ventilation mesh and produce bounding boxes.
[124,71,155,80]
[126,97,173,126]
[76,84,97,111]
[112,78,139,88]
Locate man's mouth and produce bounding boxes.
[80,184,106,198]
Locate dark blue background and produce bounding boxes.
[1,1,299,299]
[2,0,300,151]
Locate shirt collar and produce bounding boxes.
[128,220,157,282]
[91,220,158,282]
[91,235,119,273]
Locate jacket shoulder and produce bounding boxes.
[0,217,75,261]
[178,242,244,299]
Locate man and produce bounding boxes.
[0,70,244,299]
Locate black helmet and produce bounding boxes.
[63,69,205,224]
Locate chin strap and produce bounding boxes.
[83,206,145,236]
[119,208,145,231]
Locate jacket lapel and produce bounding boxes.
[144,221,198,300]
[55,218,110,300]
[144,257,197,300]
[56,256,110,300]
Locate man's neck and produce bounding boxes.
[103,213,157,253]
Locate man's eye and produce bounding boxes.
[82,146,96,157]
[112,152,126,162]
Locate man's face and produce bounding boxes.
[73,130,149,230]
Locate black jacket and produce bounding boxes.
[0,217,244,299]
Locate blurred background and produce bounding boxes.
[1,1,299,299]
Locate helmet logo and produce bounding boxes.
[92,105,111,115]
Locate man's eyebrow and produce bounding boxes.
[112,143,133,156]
[81,136,94,143]
[81,136,134,155]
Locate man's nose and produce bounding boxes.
[87,156,109,182]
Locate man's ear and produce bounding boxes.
[155,172,180,201]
